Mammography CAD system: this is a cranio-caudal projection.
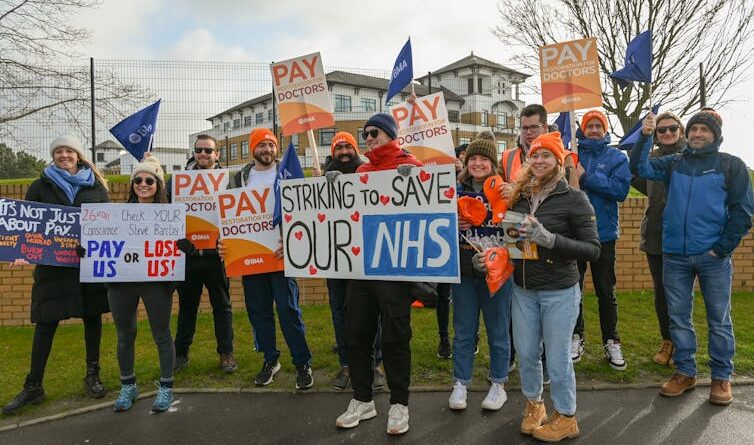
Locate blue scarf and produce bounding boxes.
[44,165,95,205]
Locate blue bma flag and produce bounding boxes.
[618,104,661,151]
[553,112,572,148]
[385,38,413,104]
[273,142,304,227]
[109,99,161,161]
[610,30,652,88]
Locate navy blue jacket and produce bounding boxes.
[631,133,753,257]
[577,132,631,242]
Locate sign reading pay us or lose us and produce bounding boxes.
[79,203,186,282]
[215,186,282,277]
[539,37,602,113]
[271,52,335,136]
[281,164,460,283]
[389,92,455,166]
[171,169,229,249]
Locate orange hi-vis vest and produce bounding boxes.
[500,147,525,183]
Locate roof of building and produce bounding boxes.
[417,52,530,80]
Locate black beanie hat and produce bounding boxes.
[365,113,398,140]
[685,109,723,143]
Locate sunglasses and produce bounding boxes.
[656,125,679,134]
[194,147,215,154]
[361,129,380,139]
[133,176,156,186]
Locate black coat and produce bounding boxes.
[25,172,110,323]
[510,180,601,290]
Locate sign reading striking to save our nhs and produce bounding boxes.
[281,164,460,283]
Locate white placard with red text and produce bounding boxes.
[389,92,455,165]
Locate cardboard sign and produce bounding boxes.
[171,169,229,249]
[281,164,460,283]
[271,52,335,136]
[79,203,186,282]
[0,198,80,267]
[215,187,282,277]
[389,92,455,165]
[539,37,602,112]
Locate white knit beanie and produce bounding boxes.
[50,134,87,160]
[130,155,165,187]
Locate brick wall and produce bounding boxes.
[1,184,752,326]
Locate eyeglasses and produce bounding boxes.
[194,147,215,154]
[521,124,544,133]
[133,176,156,186]
[362,129,380,139]
[656,125,679,134]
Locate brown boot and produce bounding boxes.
[709,380,733,406]
[653,340,673,366]
[520,400,547,435]
[219,353,237,374]
[660,373,696,397]
[532,411,579,442]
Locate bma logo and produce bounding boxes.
[128,124,153,144]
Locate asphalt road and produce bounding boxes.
[2,386,754,444]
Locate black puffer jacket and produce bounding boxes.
[510,179,600,290]
[25,172,110,323]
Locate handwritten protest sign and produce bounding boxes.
[281,164,460,283]
[271,52,335,136]
[215,186,282,277]
[390,92,455,165]
[79,203,185,282]
[539,37,602,112]
[0,198,80,267]
[171,169,229,249]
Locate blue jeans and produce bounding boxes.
[512,283,580,416]
[452,276,512,385]
[327,278,382,367]
[242,272,312,366]
[663,253,734,380]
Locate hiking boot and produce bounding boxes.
[570,334,584,362]
[332,366,350,390]
[174,355,189,373]
[219,353,237,374]
[152,385,173,412]
[387,403,409,435]
[83,361,106,398]
[653,340,674,366]
[709,380,733,406]
[254,361,281,386]
[336,399,377,429]
[481,382,507,411]
[437,338,452,359]
[448,381,467,410]
[296,363,314,390]
[520,400,547,435]
[373,366,385,391]
[660,373,697,397]
[604,340,627,371]
[113,383,138,412]
[2,378,45,415]
[532,411,580,442]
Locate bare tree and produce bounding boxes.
[494,0,754,134]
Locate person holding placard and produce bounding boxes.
[105,155,178,413]
[3,134,110,415]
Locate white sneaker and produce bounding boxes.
[335,398,377,429]
[387,403,409,435]
[570,334,584,362]
[605,339,627,371]
[481,382,507,411]
[448,381,467,410]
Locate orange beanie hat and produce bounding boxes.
[529,132,572,165]
[457,197,488,227]
[330,132,359,157]
[249,128,278,150]
[580,110,608,133]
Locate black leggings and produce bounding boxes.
[28,315,102,383]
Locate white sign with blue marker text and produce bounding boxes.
[281,164,460,283]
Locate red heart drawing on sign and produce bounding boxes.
[317,213,326,222]
[419,170,431,182]
[380,195,390,205]
[284,214,293,223]
[350,211,360,222]
[308,265,317,275]
[444,188,455,199]
[294,231,303,240]
[359,174,369,184]
[351,246,361,256]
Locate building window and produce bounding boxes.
[319,128,335,146]
[256,113,263,124]
[230,143,237,160]
[268,109,273,122]
[233,119,240,130]
[223,122,230,132]
[448,110,460,123]
[334,94,352,112]
[241,141,249,158]
[214,124,220,132]
[173,165,181,171]
[360,98,376,112]
[468,78,474,94]
[219,147,226,162]
[481,110,488,126]
[96,153,105,162]
[478,78,483,94]
[244,116,252,127]
[291,134,299,148]
[357,127,366,149]
[460,137,471,145]
[497,141,506,158]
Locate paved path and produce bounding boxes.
[2,386,754,444]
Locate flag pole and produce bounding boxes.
[307,129,321,175]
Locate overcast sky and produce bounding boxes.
[71,0,754,167]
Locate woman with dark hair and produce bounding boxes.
[3,134,110,415]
